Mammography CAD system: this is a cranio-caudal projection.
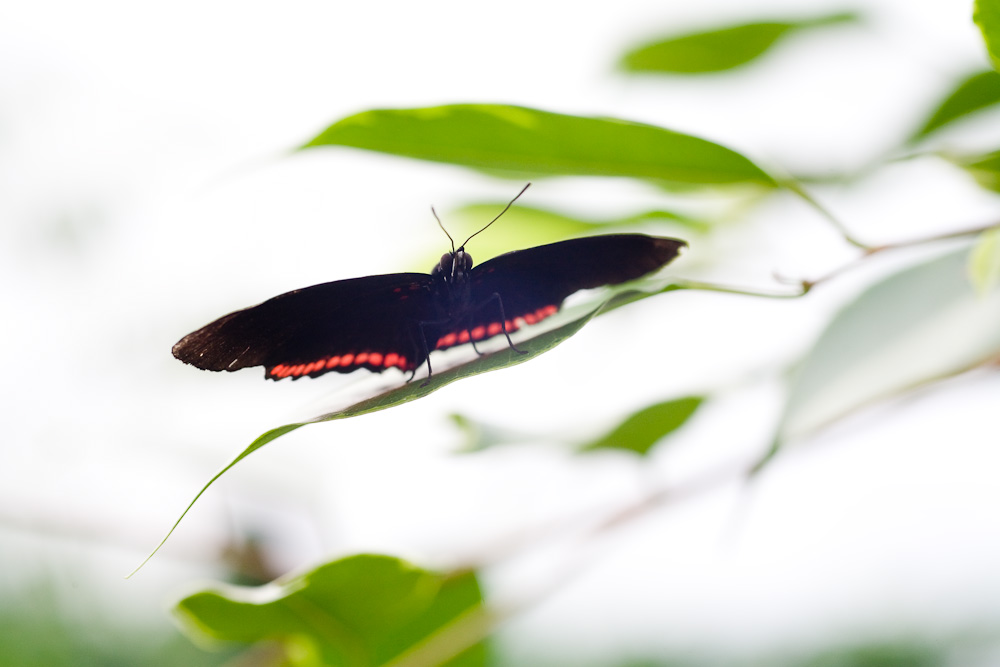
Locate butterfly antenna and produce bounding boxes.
[432,206,456,254]
[460,183,531,248]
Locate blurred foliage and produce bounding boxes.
[451,396,704,456]
[909,70,1000,141]
[619,12,858,74]
[969,227,1000,294]
[778,247,1000,443]
[975,0,1000,70]
[580,396,703,455]
[0,578,233,667]
[174,555,487,667]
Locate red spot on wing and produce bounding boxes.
[269,348,416,380]
[436,332,457,349]
[267,304,564,380]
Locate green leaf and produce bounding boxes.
[448,413,531,453]
[619,12,858,74]
[910,70,1000,141]
[131,283,686,574]
[174,554,488,667]
[778,246,1000,443]
[579,396,704,455]
[302,104,774,187]
[969,227,1000,295]
[975,0,1000,71]
[948,147,1000,192]
[450,395,702,456]
[435,204,705,269]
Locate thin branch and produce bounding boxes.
[779,178,871,249]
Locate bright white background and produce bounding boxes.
[2,0,999,663]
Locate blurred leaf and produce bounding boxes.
[975,0,1000,71]
[303,104,774,187]
[580,396,704,455]
[174,554,487,667]
[434,204,706,269]
[619,12,858,74]
[909,70,1000,141]
[135,282,686,573]
[0,579,232,667]
[451,395,702,456]
[969,227,1000,295]
[948,147,1000,191]
[778,246,1000,442]
[449,413,531,452]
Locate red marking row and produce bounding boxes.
[269,352,409,379]
[435,304,559,350]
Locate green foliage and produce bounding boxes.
[303,104,775,187]
[174,555,488,667]
[450,395,702,456]
[950,147,1000,191]
[440,203,706,267]
[579,396,703,455]
[909,70,1000,141]
[619,13,858,74]
[975,0,1000,71]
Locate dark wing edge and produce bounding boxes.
[171,273,434,379]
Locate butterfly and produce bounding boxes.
[172,187,686,382]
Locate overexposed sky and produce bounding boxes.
[2,0,999,662]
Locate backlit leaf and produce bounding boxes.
[975,0,1000,71]
[174,554,487,667]
[620,12,858,74]
[910,70,1000,141]
[303,104,774,187]
[438,203,705,267]
[949,148,1000,192]
[580,396,704,455]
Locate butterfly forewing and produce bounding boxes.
[172,273,435,380]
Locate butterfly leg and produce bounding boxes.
[485,292,528,355]
[413,319,436,387]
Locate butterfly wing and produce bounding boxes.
[172,273,435,380]
[429,234,686,350]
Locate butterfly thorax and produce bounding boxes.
[431,248,475,318]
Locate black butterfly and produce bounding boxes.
[173,190,686,382]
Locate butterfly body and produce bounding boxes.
[172,234,686,381]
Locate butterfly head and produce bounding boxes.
[429,183,530,284]
[433,248,473,283]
